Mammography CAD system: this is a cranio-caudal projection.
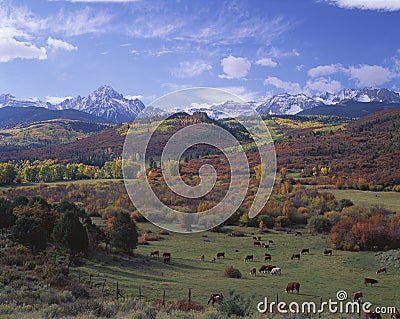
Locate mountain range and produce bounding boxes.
[1,86,400,123]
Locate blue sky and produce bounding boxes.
[1,0,400,103]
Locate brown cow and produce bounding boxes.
[250,267,256,276]
[323,249,333,256]
[216,252,225,259]
[254,241,261,246]
[285,282,300,294]
[364,278,378,286]
[163,255,170,264]
[207,293,223,304]
[366,311,382,319]
[253,236,258,240]
[244,255,253,262]
[264,254,272,261]
[269,240,274,244]
[259,264,276,273]
[200,255,205,261]
[301,248,310,254]
[295,231,302,236]
[257,236,262,241]
[291,253,301,260]
[162,252,171,258]
[211,257,216,263]
[353,291,363,302]
[150,250,159,256]
[262,243,270,249]
[376,267,386,274]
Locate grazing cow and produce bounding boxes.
[353,291,363,302]
[285,282,300,294]
[150,250,159,257]
[301,248,310,254]
[323,249,333,256]
[376,267,386,274]
[253,236,258,240]
[250,267,256,276]
[163,255,170,264]
[254,241,261,246]
[262,243,270,249]
[257,236,262,241]
[389,308,400,319]
[364,278,378,286]
[200,255,205,262]
[216,252,225,259]
[291,253,301,260]
[264,254,272,261]
[244,255,253,262]
[271,267,281,276]
[269,240,274,244]
[211,257,216,263]
[259,264,275,273]
[366,312,382,319]
[295,231,302,236]
[208,293,223,305]
[162,252,171,258]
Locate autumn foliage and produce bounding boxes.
[329,211,400,251]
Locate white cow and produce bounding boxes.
[270,267,281,275]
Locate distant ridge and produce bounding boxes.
[0,106,111,129]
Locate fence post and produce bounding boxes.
[162,290,166,307]
[78,269,81,283]
[139,286,142,302]
[358,299,361,317]
[319,296,323,317]
[116,282,119,300]
[89,274,93,289]
[276,292,279,305]
[188,288,192,305]
[102,279,106,294]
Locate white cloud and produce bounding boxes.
[325,0,400,11]
[218,86,260,102]
[130,49,140,55]
[255,58,277,67]
[47,37,77,51]
[308,64,343,77]
[263,76,302,94]
[305,77,342,94]
[172,60,212,78]
[0,37,47,62]
[219,55,251,79]
[348,64,396,87]
[52,8,114,36]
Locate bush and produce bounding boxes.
[308,215,332,233]
[224,266,242,279]
[24,260,37,270]
[11,217,47,251]
[216,290,253,317]
[67,282,89,299]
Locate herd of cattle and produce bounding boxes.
[148,233,398,318]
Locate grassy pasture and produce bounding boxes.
[325,189,400,212]
[71,225,399,310]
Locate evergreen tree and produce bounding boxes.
[111,212,138,253]
[11,217,47,251]
[53,211,88,255]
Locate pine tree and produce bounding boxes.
[111,212,138,253]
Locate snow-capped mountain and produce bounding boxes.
[315,88,400,105]
[51,85,145,123]
[256,93,323,115]
[256,88,400,115]
[0,86,145,123]
[0,93,49,109]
